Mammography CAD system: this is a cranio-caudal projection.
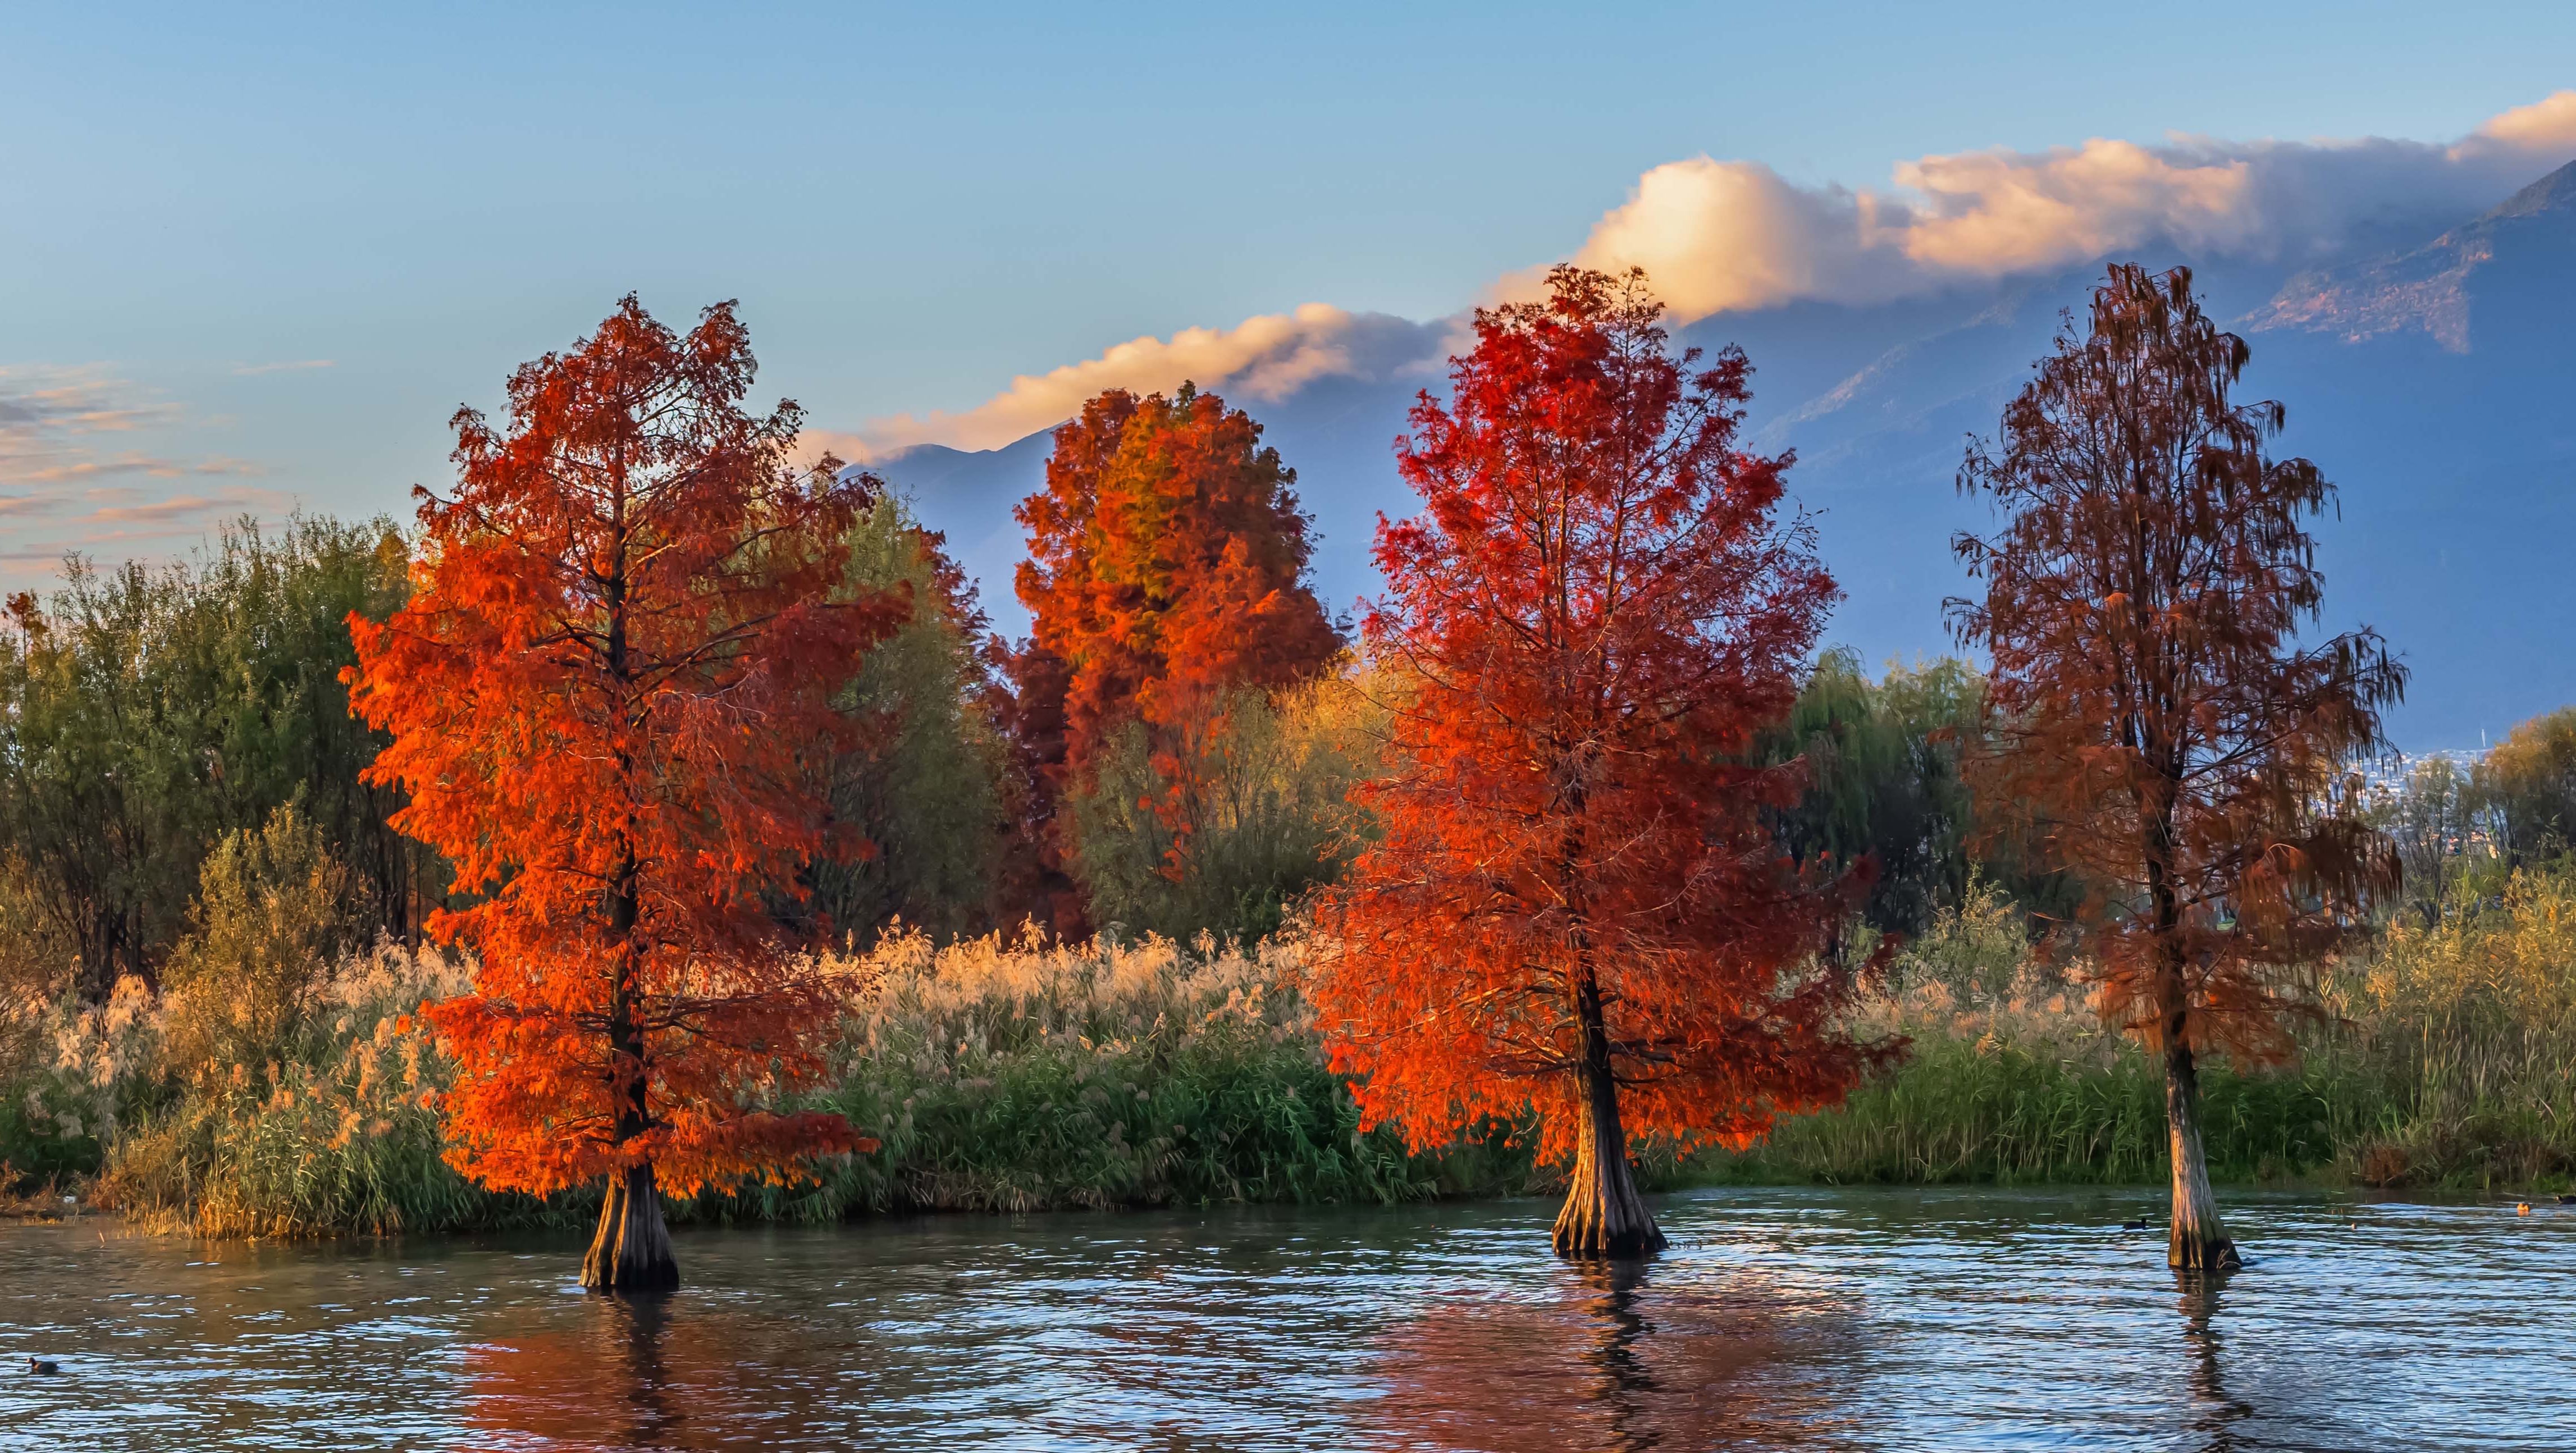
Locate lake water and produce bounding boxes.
[0,1188,2565,1451]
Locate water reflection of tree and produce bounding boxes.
[1367,1260,1861,1451]
[459,1292,869,1451]
[462,1296,686,1450]
[2176,1271,2255,1453]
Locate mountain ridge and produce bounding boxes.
[874,163,2576,749]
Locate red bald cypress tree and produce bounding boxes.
[1952,264,2404,1271]
[346,297,901,1291]
[1312,267,1889,1258]
[1006,384,1341,928]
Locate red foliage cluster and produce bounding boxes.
[1311,267,1890,1253]
[1952,264,2404,1065]
[1003,384,1341,920]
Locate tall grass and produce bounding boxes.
[15,862,2573,1237]
[718,926,1438,1221]
[78,929,1451,1237]
[1701,866,2576,1190]
[97,946,534,1237]
[2331,862,2576,1185]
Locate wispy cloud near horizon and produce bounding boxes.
[828,92,2576,458]
[0,367,286,579]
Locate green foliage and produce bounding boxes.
[2480,706,2576,863]
[1696,860,2576,1190]
[1068,674,1384,943]
[83,931,1451,1235]
[2378,754,2510,926]
[161,804,372,1082]
[811,496,1011,942]
[766,929,1431,1215]
[1892,872,2033,1004]
[1765,650,2075,939]
[0,517,420,996]
[2333,861,2576,1186]
[1704,1037,2358,1185]
[32,811,2576,1235]
[1767,649,1980,936]
[2375,708,2576,927]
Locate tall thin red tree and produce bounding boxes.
[1313,266,1890,1258]
[1952,264,2404,1271]
[346,297,902,1290]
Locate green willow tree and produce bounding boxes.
[1951,264,2404,1272]
[1765,649,1983,940]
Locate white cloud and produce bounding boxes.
[824,92,2576,452]
[1560,91,2576,321]
[827,305,1445,459]
[2469,91,2576,151]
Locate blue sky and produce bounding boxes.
[3,3,2572,574]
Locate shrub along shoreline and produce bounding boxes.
[3,863,2569,1239]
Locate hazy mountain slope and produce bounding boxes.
[875,163,2576,748]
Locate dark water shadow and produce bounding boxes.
[1365,1255,1863,1451]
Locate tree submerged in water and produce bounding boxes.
[347,296,898,1291]
[1952,263,2404,1272]
[1314,266,1891,1259]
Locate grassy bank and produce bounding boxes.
[1700,867,2576,1191]
[21,933,1497,1239]
[6,866,2569,1238]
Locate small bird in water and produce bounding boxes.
[2121,1218,2157,1230]
[2518,1203,2532,1216]
[24,1358,57,1375]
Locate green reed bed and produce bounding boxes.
[1696,865,2576,1192]
[709,929,1436,1222]
[7,863,2569,1239]
[39,930,1444,1239]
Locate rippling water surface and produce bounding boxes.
[0,1188,2566,1450]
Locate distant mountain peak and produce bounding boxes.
[2247,158,2576,352]
[2490,157,2576,220]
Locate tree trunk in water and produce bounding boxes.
[2164,1039,2238,1272]
[1552,977,1665,1259]
[583,1162,679,1292]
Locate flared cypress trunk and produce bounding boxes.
[582,809,675,1292]
[2163,1039,2237,1272]
[1552,974,1665,1259]
[584,1162,679,1292]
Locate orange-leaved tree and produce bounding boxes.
[1951,264,2404,1271]
[346,296,905,1291]
[1005,383,1341,929]
[1313,266,1891,1258]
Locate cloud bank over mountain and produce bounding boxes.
[1556,90,2576,319]
[816,307,1449,461]
[833,92,2576,456]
